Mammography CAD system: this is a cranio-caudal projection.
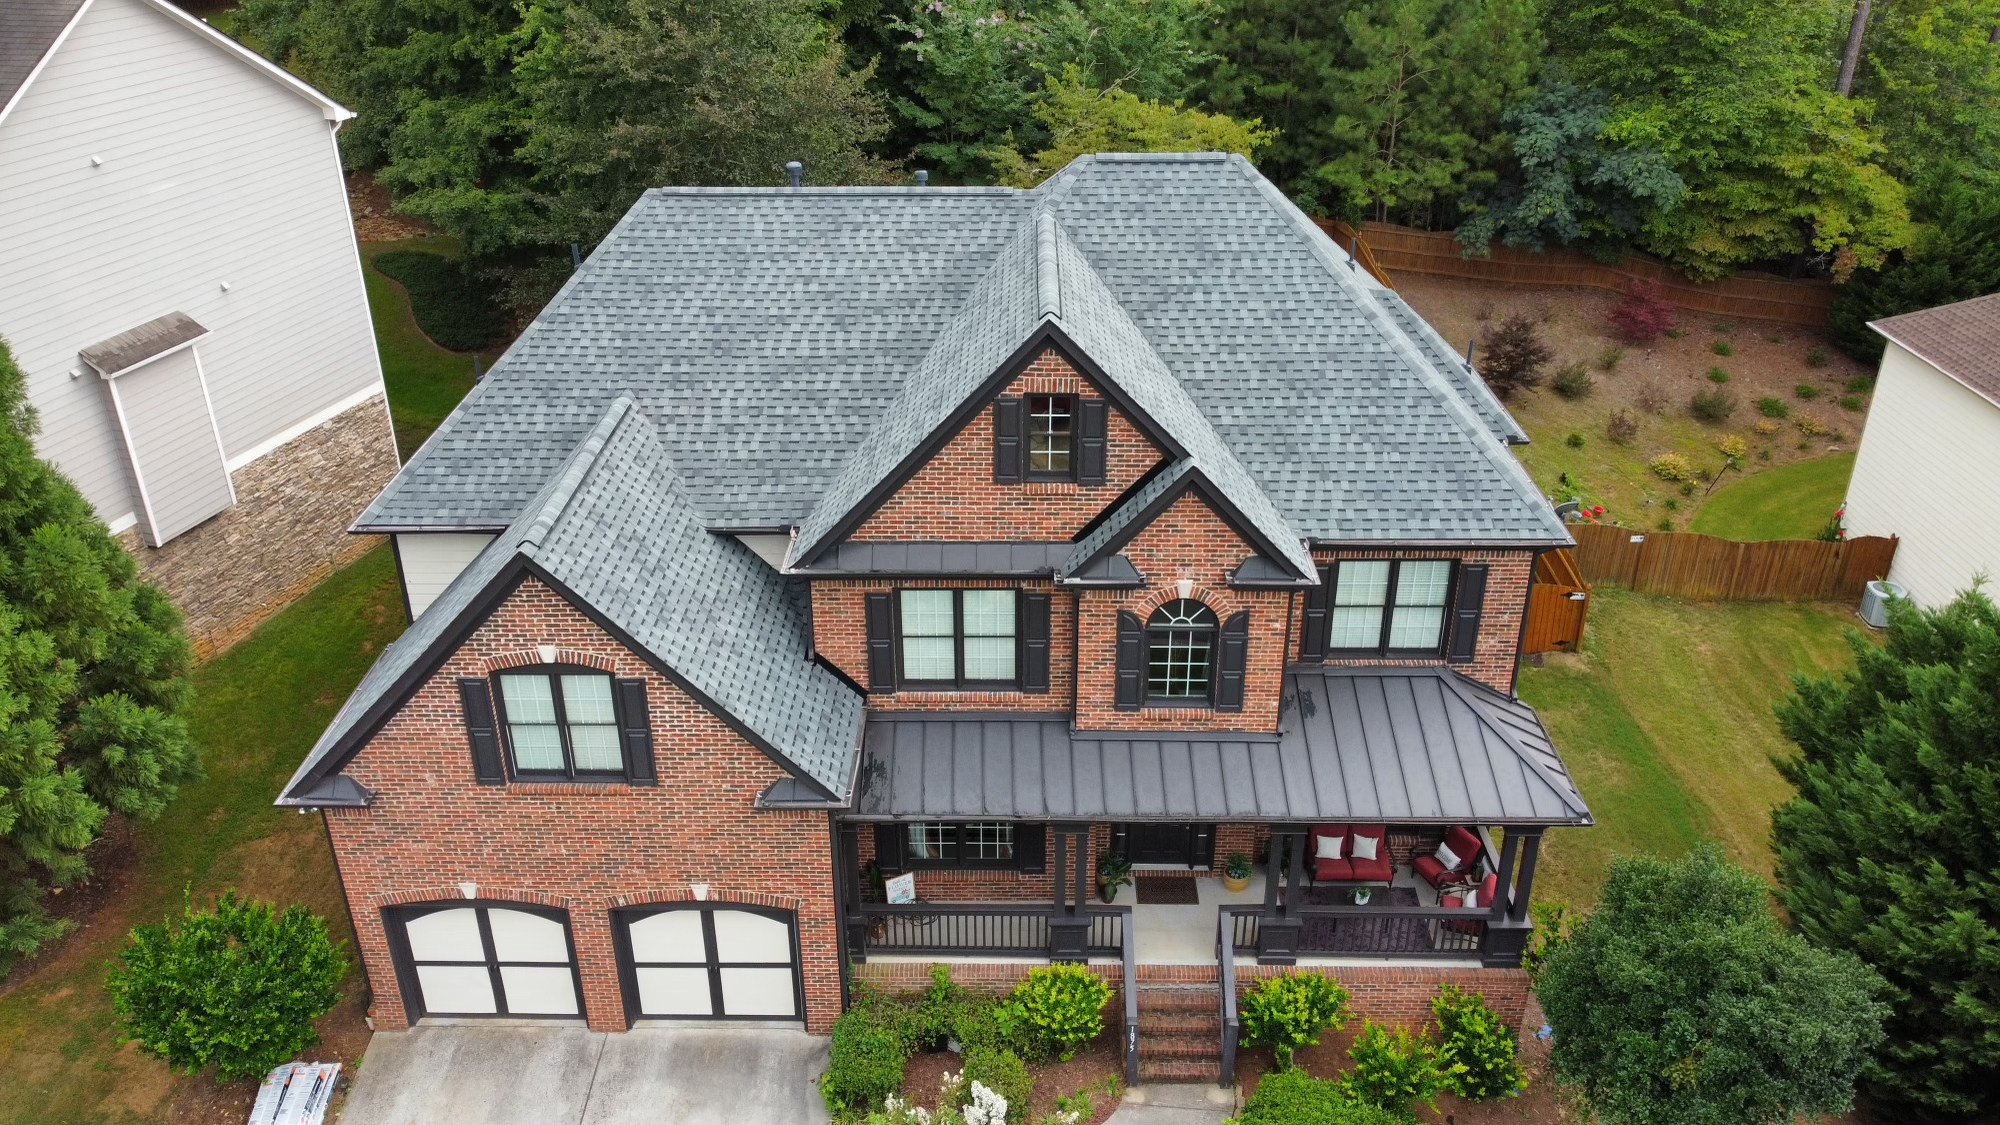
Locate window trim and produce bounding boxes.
[899,821,1021,870]
[894,588,1022,691]
[489,664,627,781]
[1145,598,1220,707]
[1024,393,1079,481]
[1324,559,1458,659]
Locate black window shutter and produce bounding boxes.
[1450,564,1488,664]
[1300,564,1332,661]
[864,592,896,693]
[1110,824,1129,858]
[457,678,506,784]
[1077,398,1108,485]
[1215,610,1250,712]
[1114,610,1144,711]
[1191,824,1216,869]
[614,678,656,785]
[993,397,1023,482]
[875,824,906,874]
[1021,592,1051,694]
[1014,823,1046,873]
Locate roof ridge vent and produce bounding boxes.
[785,161,803,188]
[1035,210,1061,321]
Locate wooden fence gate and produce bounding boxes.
[1524,549,1589,654]
[1570,525,1896,602]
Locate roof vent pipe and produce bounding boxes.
[914,170,929,186]
[785,161,803,188]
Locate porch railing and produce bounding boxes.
[852,902,1126,958]
[1218,910,1240,1089]
[1228,903,1486,958]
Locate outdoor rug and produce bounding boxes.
[1135,876,1201,904]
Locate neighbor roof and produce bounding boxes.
[849,666,1589,825]
[356,154,1566,546]
[1872,291,2000,409]
[280,396,865,805]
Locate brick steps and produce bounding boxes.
[1131,982,1224,1086]
[1138,1056,1222,1083]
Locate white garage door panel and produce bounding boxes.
[713,910,790,963]
[499,966,580,1015]
[628,910,706,962]
[405,908,483,961]
[719,968,796,1016]
[489,909,569,962]
[636,967,715,1016]
[416,965,498,1014]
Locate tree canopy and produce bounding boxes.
[1533,847,1886,1125]
[1772,587,2000,1119]
[0,337,196,967]
[987,68,1274,186]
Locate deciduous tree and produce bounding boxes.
[986,68,1274,187]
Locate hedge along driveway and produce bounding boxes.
[0,546,408,1125]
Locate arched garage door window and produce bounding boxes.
[387,903,581,1021]
[613,904,800,1022]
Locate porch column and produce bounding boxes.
[1508,829,1543,924]
[1479,828,1531,968]
[839,822,869,963]
[1257,825,1304,965]
[1049,824,1091,963]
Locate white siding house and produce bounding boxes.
[0,0,401,649]
[1843,293,2000,609]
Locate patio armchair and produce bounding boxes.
[1413,826,1484,891]
[1306,824,1391,885]
[1441,873,1501,933]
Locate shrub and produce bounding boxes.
[1805,346,1828,367]
[1711,321,1733,334]
[1238,971,1352,1070]
[1477,314,1553,399]
[1796,414,1831,437]
[1838,394,1864,411]
[1007,963,1109,1061]
[1534,847,1887,1125]
[1763,330,1784,343]
[822,1004,908,1115]
[1690,387,1737,423]
[1711,339,1733,356]
[1336,1021,1454,1118]
[1595,346,1624,372]
[106,892,346,1082]
[1606,278,1675,343]
[370,250,508,351]
[1705,366,1730,384]
[960,1046,1032,1124]
[1716,435,1748,460]
[1237,1068,1404,1125]
[1433,985,1525,1100]
[1635,380,1669,414]
[1755,397,1789,418]
[1564,431,1584,449]
[1664,497,1680,511]
[1794,383,1822,400]
[1605,409,1639,443]
[1648,453,1694,481]
[1844,375,1875,393]
[1551,362,1594,399]
[1656,517,1674,531]
[1754,418,1782,434]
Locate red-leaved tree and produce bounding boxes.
[1606,279,1676,344]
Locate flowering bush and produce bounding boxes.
[1649,453,1694,482]
[1606,279,1676,343]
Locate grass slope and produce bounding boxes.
[1517,589,1859,906]
[361,239,481,459]
[1689,453,1854,541]
[0,548,406,1124]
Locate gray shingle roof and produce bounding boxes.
[0,0,83,114]
[355,155,1566,545]
[849,666,1588,825]
[1872,291,2000,409]
[281,397,864,804]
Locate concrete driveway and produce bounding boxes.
[338,1024,830,1125]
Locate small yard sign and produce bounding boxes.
[886,872,916,904]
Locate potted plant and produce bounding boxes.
[1223,853,1253,893]
[1097,852,1133,904]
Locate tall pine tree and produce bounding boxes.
[0,336,195,967]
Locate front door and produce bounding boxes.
[1122,823,1215,867]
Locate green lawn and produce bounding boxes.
[1689,453,1854,541]
[1517,589,1861,907]
[361,238,485,458]
[0,548,407,1124]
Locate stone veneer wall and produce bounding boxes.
[117,394,399,657]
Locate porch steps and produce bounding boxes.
[1133,982,1223,1085]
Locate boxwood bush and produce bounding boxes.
[1238,971,1351,1070]
[821,1004,907,1115]
[1005,963,1110,1061]
[960,1045,1032,1124]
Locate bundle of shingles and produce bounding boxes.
[247,1062,341,1125]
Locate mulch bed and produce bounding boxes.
[1134,876,1200,904]
[0,815,139,998]
[899,1034,1125,1125]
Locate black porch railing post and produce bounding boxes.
[1218,908,1240,1089]
[1257,827,1303,964]
[1509,829,1543,924]
[1121,915,1139,1089]
[839,821,869,965]
[1479,829,1532,968]
[1049,825,1091,962]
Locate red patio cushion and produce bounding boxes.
[1345,825,1391,883]
[1308,824,1351,882]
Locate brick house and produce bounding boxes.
[280,154,1589,1083]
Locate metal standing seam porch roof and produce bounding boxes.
[850,666,1590,826]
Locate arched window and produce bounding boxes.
[1147,599,1218,701]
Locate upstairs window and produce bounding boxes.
[1147,599,1217,702]
[1326,560,1454,656]
[1026,395,1075,477]
[495,669,623,778]
[898,589,1018,687]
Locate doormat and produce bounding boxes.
[1135,876,1201,904]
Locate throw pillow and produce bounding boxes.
[1433,841,1462,871]
[1315,834,1344,861]
[1461,887,1480,909]
[1350,833,1379,861]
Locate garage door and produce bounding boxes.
[391,905,581,1020]
[614,905,800,1020]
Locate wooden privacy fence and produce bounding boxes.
[1313,219,1397,290]
[1524,548,1590,654]
[1570,524,1896,602]
[1353,222,1834,329]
